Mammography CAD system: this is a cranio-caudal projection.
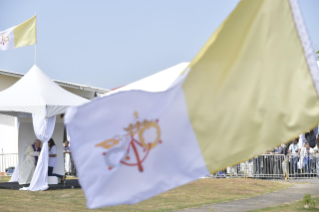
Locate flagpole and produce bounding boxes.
[34,13,37,65]
[35,44,36,64]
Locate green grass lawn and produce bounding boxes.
[0,176,11,182]
[0,177,291,212]
[249,196,319,212]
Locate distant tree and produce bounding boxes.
[316,45,319,60]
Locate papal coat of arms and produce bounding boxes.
[95,111,162,172]
[0,35,9,46]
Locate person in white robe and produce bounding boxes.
[19,140,41,185]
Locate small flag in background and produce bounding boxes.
[0,15,36,52]
[65,0,319,209]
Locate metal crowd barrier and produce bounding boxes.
[252,154,285,179]
[285,153,319,179]
[206,152,319,180]
[0,153,18,175]
[1,153,76,177]
[207,160,253,179]
[207,154,289,179]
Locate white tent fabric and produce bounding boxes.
[8,113,33,183]
[9,145,29,183]
[8,161,19,182]
[32,114,56,143]
[23,114,56,191]
[104,62,189,95]
[0,65,89,190]
[0,65,89,117]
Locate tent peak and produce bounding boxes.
[0,65,89,117]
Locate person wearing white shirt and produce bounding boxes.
[289,138,301,177]
[300,142,314,177]
[313,140,319,178]
[48,138,65,182]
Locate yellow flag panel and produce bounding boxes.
[182,0,319,172]
[14,15,36,48]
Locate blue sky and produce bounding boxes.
[0,0,318,89]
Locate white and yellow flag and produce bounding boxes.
[65,0,319,209]
[0,15,36,52]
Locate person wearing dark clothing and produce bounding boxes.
[309,130,317,148]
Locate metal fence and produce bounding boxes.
[207,154,285,179]
[285,153,319,179]
[252,154,285,178]
[5,151,318,180]
[207,153,319,180]
[0,153,18,174]
[0,153,77,177]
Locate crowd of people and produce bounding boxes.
[259,126,319,178]
[18,138,71,185]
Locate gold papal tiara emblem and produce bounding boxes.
[95,111,162,172]
[0,35,9,46]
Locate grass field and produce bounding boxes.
[249,196,319,212]
[0,177,290,212]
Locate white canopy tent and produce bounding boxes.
[104,62,189,95]
[0,65,88,117]
[0,65,88,191]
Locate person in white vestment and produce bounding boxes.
[19,140,41,185]
[63,140,72,174]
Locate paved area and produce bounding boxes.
[276,178,319,184]
[175,179,319,212]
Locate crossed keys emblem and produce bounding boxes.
[0,35,9,46]
[96,112,162,172]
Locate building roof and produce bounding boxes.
[0,69,109,94]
